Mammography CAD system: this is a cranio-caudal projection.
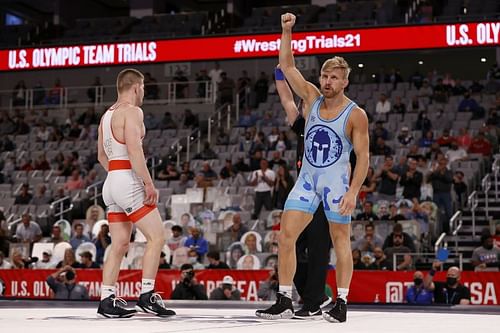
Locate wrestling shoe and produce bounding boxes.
[320,296,333,309]
[293,306,322,320]
[136,291,176,317]
[255,292,294,319]
[323,298,347,323]
[97,295,137,318]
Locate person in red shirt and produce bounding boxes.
[469,132,492,157]
[436,129,455,148]
[455,127,472,149]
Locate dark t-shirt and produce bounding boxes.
[206,262,230,269]
[291,116,305,172]
[433,282,471,305]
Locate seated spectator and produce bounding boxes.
[32,249,55,269]
[79,251,100,268]
[159,112,177,130]
[0,250,12,269]
[268,151,286,170]
[195,162,218,187]
[159,252,171,269]
[50,225,65,244]
[46,266,89,300]
[234,157,250,172]
[372,137,392,156]
[458,91,480,113]
[446,141,468,165]
[356,201,379,221]
[171,263,208,300]
[405,271,433,304]
[195,141,218,161]
[408,95,423,113]
[225,213,249,244]
[181,162,195,180]
[400,158,423,200]
[375,93,391,118]
[67,122,81,140]
[353,222,383,253]
[469,80,484,94]
[415,111,432,133]
[424,261,471,304]
[56,248,82,269]
[418,130,434,148]
[14,184,33,204]
[174,173,192,194]
[455,128,472,149]
[397,127,413,146]
[83,169,98,188]
[392,96,406,115]
[367,247,390,270]
[388,204,406,222]
[372,121,389,141]
[275,131,291,153]
[471,233,500,271]
[383,223,416,252]
[34,153,50,170]
[432,78,448,103]
[157,163,180,181]
[93,224,111,265]
[384,233,412,271]
[238,109,257,128]
[436,129,455,148]
[375,156,400,202]
[352,249,369,270]
[469,131,492,157]
[184,227,208,260]
[167,225,187,252]
[216,127,230,145]
[10,251,31,269]
[425,142,443,162]
[70,223,90,250]
[249,132,269,156]
[219,159,238,180]
[273,164,294,210]
[209,275,241,300]
[206,251,229,269]
[267,127,280,149]
[187,249,205,269]
[15,213,42,244]
[64,169,84,191]
[144,112,158,130]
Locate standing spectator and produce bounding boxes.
[359,167,377,203]
[218,72,235,105]
[352,223,383,252]
[79,251,100,268]
[453,171,468,208]
[375,156,400,202]
[50,225,64,244]
[12,80,27,106]
[405,271,433,304]
[87,76,105,103]
[171,263,208,300]
[384,233,412,271]
[196,69,211,98]
[70,223,90,250]
[427,157,453,233]
[167,225,187,252]
[46,266,89,300]
[254,72,269,105]
[56,248,82,269]
[273,164,294,210]
[400,158,423,200]
[210,275,241,300]
[173,70,189,99]
[208,62,223,85]
[424,261,471,304]
[471,233,500,271]
[375,93,391,119]
[93,224,111,265]
[184,227,208,260]
[469,131,492,157]
[15,213,42,244]
[249,159,276,220]
[225,213,249,244]
[47,78,64,105]
[206,251,230,269]
[14,184,33,204]
[143,72,159,99]
[355,201,379,221]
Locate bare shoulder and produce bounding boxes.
[350,106,369,127]
[123,105,144,121]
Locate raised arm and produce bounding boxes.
[279,13,319,114]
[275,67,299,125]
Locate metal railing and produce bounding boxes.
[449,210,462,256]
[434,233,447,253]
[147,156,162,181]
[392,252,463,271]
[468,191,478,237]
[49,195,74,220]
[493,156,499,201]
[86,180,104,206]
[207,103,231,144]
[185,129,202,163]
[482,174,491,219]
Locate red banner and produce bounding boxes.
[0,269,498,305]
[1,22,498,71]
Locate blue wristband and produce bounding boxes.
[275,68,285,81]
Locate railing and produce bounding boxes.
[392,252,463,271]
[468,191,478,238]
[49,195,74,220]
[482,174,491,219]
[235,85,251,123]
[434,232,447,253]
[86,180,104,206]
[451,218,463,257]
[493,156,499,202]
[404,0,421,24]
[185,129,202,163]
[207,103,231,144]
[147,156,162,181]
[449,210,462,256]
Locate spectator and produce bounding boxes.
[372,121,389,141]
[275,131,291,153]
[456,128,472,150]
[249,132,269,156]
[268,151,286,170]
[159,112,177,130]
[432,78,448,103]
[218,72,235,105]
[397,127,413,146]
[471,233,500,271]
[93,224,111,265]
[415,111,432,133]
[249,150,264,171]
[219,159,238,180]
[171,263,208,300]
[384,232,412,271]
[388,204,406,222]
[196,69,211,98]
[143,72,159,99]
[359,167,377,203]
[173,70,189,99]
[208,62,223,85]
[0,250,12,269]
[195,161,218,187]
[46,266,89,300]
[159,252,171,269]
[79,251,100,268]
[375,156,400,202]
[86,76,105,103]
[238,109,257,128]
[436,129,455,148]
[249,159,276,220]
[56,248,82,269]
[209,275,241,300]
[216,127,230,145]
[267,127,280,149]
[352,222,383,252]
[183,109,199,129]
[184,227,208,260]
[70,223,90,250]
[400,158,423,200]
[352,249,368,270]
[257,265,280,301]
[12,80,27,106]
[469,131,492,157]
[34,153,50,170]
[181,162,195,180]
[14,116,30,135]
[187,248,205,269]
[173,173,192,194]
[375,93,391,118]
[15,213,42,244]
[167,225,187,252]
[458,91,480,113]
[368,247,390,270]
[234,156,250,173]
[67,122,81,140]
[392,96,406,116]
[14,184,33,204]
[383,223,416,252]
[206,251,229,269]
[372,137,392,156]
[50,225,64,244]
[254,72,269,105]
[405,271,433,304]
[32,249,55,269]
[83,169,98,188]
[418,130,434,148]
[424,261,471,305]
[144,112,158,130]
[408,95,423,113]
[453,171,468,208]
[64,169,84,191]
[427,157,453,233]
[78,107,98,126]
[355,201,379,221]
[469,80,484,94]
[157,163,180,181]
[273,164,294,209]
[446,141,468,165]
[225,213,249,244]
[194,141,218,160]
[418,79,433,99]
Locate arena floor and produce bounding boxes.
[0,301,499,333]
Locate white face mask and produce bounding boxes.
[188,257,198,264]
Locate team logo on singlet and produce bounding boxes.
[304,125,343,168]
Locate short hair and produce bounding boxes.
[116,68,144,94]
[393,223,403,233]
[171,225,183,232]
[180,263,193,271]
[207,251,220,261]
[365,222,375,230]
[321,56,351,79]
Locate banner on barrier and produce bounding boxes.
[0,269,498,305]
[1,22,498,71]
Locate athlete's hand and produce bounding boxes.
[143,182,158,206]
[281,13,296,30]
[339,191,356,216]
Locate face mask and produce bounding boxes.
[188,257,198,264]
[413,278,423,286]
[446,277,457,286]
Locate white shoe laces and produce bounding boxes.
[150,292,166,309]
[111,296,128,308]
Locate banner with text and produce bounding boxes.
[0,22,498,71]
[0,269,498,305]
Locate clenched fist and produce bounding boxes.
[281,13,296,29]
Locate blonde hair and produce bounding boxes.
[116,68,144,94]
[321,56,351,79]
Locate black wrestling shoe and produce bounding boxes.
[320,296,333,309]
[97,295,137,318]
[255,292,294,319]
[135,291,176,317]
[294,306,322,320]
[323,298,347,323]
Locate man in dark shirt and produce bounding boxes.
[171,264,208,300]
[355,201,379,221]
[427,157,453,233]
[376,156,400,202]
[14,184,33,204]
[206,251,230,269]
[219,159,238,179]
[79,251,100,269]
[399,158,423,200]
[424,261,471,305]
[383,223,416,252]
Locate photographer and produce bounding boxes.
[209,275,241,300]
[170,264,208,300]
[46,265,89,300]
